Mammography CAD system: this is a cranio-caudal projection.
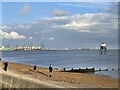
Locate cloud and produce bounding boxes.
[2,12,117,36]
[0,31,27,39]
[48,37,56,41]
[19,4,32,16]
[1,24,31,32]
[0,25,11,30]
[29,36,32,39]
[51,13,117,33]
[1,12,118,48]
[2,13,117,34]
[52,9,69,16]
[15,24,31,29]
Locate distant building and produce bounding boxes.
[15,45,42,51]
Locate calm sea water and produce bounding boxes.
[2,49,119,79]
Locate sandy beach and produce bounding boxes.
[0,61,119,88]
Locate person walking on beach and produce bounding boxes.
[33,65,37,78]
[4,62,8,71]
[34,65,37,71]
[49,64,53,77]
[0,58,2,61]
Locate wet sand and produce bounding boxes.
[0,61,119,88]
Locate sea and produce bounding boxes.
[2,49,119,79]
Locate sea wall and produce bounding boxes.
[1,74,50,89]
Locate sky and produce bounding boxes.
[0,2,118,49]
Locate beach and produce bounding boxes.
[0,61,119,89]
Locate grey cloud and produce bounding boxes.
[52,9,69,16]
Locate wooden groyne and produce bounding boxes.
[60,67,119,73]
[61,68,95,73]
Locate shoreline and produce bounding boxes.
[2,61,119,80]
[0,61,119,88]
[94,70,119,80]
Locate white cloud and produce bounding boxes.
[0,31,26,39]
[1,24,31,31]
[19,4,32,16]
[51,13,118,33]
[64,21,91,27]
[2,13,117,35]
[48,37,56,41]
[29,36,32,39]
[0,25,11,30]
[14,24,31,29]
[52,9,69,16]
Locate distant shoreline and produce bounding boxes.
[1,48,119,52]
